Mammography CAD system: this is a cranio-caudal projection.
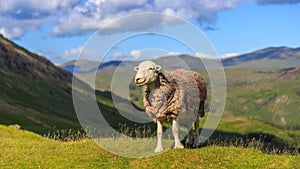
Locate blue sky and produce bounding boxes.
[0,0,299,64]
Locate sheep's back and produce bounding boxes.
[169,70,202,126]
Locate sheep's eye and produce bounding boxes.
[148,67,154,70]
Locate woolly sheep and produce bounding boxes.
[134,61,206,152]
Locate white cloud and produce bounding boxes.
[1,0,250,38]
[1,0,271,38]
[111,52,126,59]
[220,53,240,58]
[62,46,84,61]
[130,50,141,59]
[195,52,212,58]
[0,0,80,38]
[195,52,240,58]
[50,0,251,37]
[166,51,181,56]
[0,0,80,17]
[62,46,97,62]
[111,49,142,60]
[0,27,22,39]
[0,15,44,38]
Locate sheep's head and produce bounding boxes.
[134,61,161,87]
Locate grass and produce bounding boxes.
[42,114,300,154]
[200,115,300,154]
[0,125,127,168]
[224,68,300,129]
[0,124,299,169]
[0,69,81,134]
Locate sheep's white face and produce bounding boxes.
[134,61,161,87]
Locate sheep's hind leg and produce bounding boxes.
[154,120,163,153]
[185,129,194,146]
[172,119,184,149]
[193,116,200,148]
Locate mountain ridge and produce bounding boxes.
[222,46,300,68]
[62,46,300,73]
[0,34,70,80]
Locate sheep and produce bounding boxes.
[134,60,206,152]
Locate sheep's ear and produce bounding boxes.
[155,65,161,71]
[134,66,139,71]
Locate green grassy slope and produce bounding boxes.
[0,67,150,135]
[0,34,82,134]
[0,124,299,169]
[225,68,300,130]
[0,71,80,134]
[0,34,151,135]
[0,34,141,135]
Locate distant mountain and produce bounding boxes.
[62,54,207,74]
[61,46,300,92]
[62,46,300,75]
[222,47,300,68]
[61,60,100,73]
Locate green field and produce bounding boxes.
[1,124,299,169]
[224,68,300,130]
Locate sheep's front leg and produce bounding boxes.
[154,120,163,153]
[172,119,184,149]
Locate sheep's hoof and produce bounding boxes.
[154,147,163,153]
[192,139,200,148]
[192,143,200,148]
[174,144,184,149]
[185,138,193,145]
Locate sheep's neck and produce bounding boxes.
[147,80,160,90]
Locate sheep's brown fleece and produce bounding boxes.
[143,69,206,126]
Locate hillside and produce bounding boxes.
[225,66,300,131]
[0,35,70,80]
[0,34,81,134]
[0,34,154,134]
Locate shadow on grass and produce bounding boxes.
[185,128,300,155]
